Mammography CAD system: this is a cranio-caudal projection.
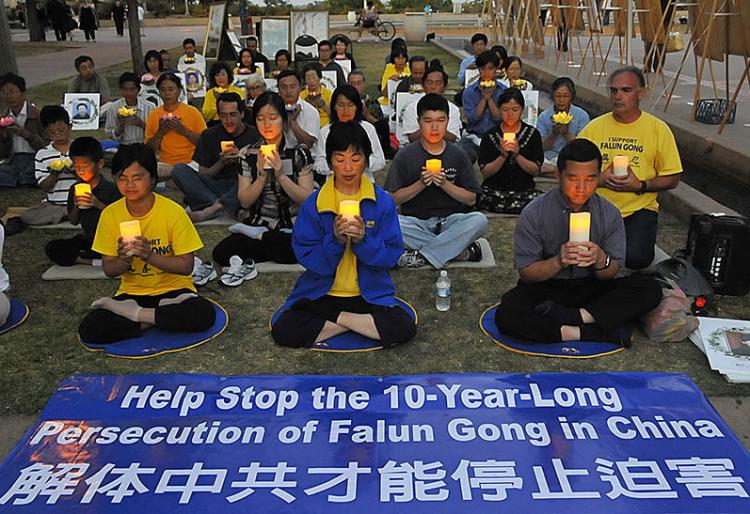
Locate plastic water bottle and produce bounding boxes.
[436,270,451,311]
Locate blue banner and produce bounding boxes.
[0,373,749,513]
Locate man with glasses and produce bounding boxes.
[0,73,48,188]
[172,93,259,222]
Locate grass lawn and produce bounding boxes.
[2,41,749,416]
[12,42,82,58]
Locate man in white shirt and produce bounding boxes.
[400,64,461,147]
[177,38,206,73]
[276,70,319,148]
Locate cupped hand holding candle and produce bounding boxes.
[119,220,141,256]
[259,144,275,169]
[220,141,236,153]
[339,200,360,222]
[612,155,629,178]
[425,159,442,174]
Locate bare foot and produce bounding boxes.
[187,204,224,223]
[91,297,142,321]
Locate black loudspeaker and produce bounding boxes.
[685,214,750,296]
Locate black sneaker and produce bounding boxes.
[456,241,482,262]
[4,217,25,236]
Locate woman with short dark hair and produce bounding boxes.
[78,144,216,344]
[271,121,415,349]
[202,62,246,124]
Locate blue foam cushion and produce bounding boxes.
[80,299,228,359]
[0,298,29,335]
[271,297,417,352]
[480,304,624,358]
[100,140,118,151]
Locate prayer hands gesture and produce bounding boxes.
[602,163,640,192]
[480,84,495,100]
[257,147,283,177]
[500,138,519,156]
[420,167,446,188]
[334,215,365,245]
[559,241,603,268]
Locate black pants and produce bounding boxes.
[79,289,216,344]
[496,275,663,343]
[478,186,543,214]
[212,229,296,267]
[45,234,98,266]
[272,295,417,349]
[54,26,66,40]
[114,18,124,36]
[83,28,95,41]
[624,209,658,270]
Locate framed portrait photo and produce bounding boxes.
[64,93,100,130]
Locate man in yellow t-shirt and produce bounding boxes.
[579,66,682,269]
[78,144,216,344]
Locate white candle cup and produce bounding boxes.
[612,155,629,178]
[260,144,275,170]
[338,200,360,221]
[569,212,591,264]
[74,183,92,209]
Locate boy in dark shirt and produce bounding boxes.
[45,137,121,266]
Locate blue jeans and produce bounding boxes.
[0,153,36,187]
[172,164,239,216]
[399,212,488,269]
[624,209,658,270]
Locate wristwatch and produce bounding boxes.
[636,180,648,195]
[593,254,611,271]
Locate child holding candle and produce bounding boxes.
[7,106,74,234]
[478,88,544,214]
[78,144,216,344]
[271,122,416,349]
[45,137,120,267]
[211,93,314,280]
[495,139,662,346]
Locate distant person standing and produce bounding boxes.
[111,0,126,37]
[137,2,146,37]
[357,1,379,41]
[47,0,67,41]
[78,0,98,42]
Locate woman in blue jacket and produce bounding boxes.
[272,122,416,348]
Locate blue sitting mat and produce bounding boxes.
[100,140,118,151]
[480,304,624,359]
[79,298,228,359]
[0,298,29,335]
[270,297,418,352]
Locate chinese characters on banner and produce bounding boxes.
[0,373,748,512]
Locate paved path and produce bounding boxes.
[12,25,207,88]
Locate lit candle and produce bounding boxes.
[569,212,591,243]
[503,132,516,143]
[75,183,92,208]
[425,159,442,173]
[338,200,360,221]
[259,144,275,169]
[119,220,141,243]
[220,141,236,153]
[612,155,629,178]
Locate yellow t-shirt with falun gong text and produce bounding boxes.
[328,189,362,298]
[578,111,683,218]
[92,194,203,296]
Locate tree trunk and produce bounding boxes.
[27,1,44,41]
[0,0,18,74]
[126,0,144,76]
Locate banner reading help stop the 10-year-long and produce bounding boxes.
[0,372,749,513]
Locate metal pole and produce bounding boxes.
[626,0,633,65]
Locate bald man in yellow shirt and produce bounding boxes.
[579,66,682,269]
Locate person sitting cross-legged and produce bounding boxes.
[172,92,259,222]
[78,144,216,344]
[271,122,416,349]
[210,92,315,278]
[385,94,488,269]
[495,139,663,346]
